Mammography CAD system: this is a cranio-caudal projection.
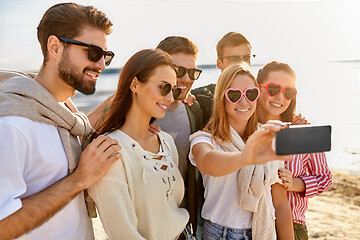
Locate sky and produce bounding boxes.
[0,0,360,71]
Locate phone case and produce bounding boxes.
[275,125,332,155]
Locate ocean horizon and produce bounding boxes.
[71,61,360,176]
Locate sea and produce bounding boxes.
[72,62,360,176]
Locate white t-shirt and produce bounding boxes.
[0,116,93,240]
[189,135,253,229]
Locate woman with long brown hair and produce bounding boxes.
[189,64,294,240]
[256,61,332,240]
[87,49,194,239]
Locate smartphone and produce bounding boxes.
[275,125,332,155]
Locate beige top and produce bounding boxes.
[88,130,189,240]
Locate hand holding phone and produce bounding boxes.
[275,125,332,155]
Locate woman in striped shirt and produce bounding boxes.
[256,61,333,240]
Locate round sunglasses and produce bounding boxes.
[155,82,181,100]
[225,87,260,103]
[57,37,115,66]
[259,82,297,100]
[176,66,202,81]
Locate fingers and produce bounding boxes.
[282,181,290,190]
[264,120,283,126]
[148,122,161,133]
[83,135,121,162]
[76,135,122,188]
[260,121,290,132]
[183,93,194,106]
[278,168,292,176]
[292,113,310,125]
[93,135,121,156]
[107,151,122,166]
[278,168,293,189]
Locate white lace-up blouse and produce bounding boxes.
[88,130,189,240]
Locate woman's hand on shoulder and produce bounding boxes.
[148,122,161,133]
[183,92,196,106]
[292,113,310,125]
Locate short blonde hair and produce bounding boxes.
[216,32,251,58]
[204,64,258,143]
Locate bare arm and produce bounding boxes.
[0,135,121,240]
[278,168,306,192]
[87,94,114,128]
[192,142,246,177]
[278,153,332,196]
[192,123,293,177]
[271,183,294,240]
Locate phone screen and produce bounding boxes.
[275,125,332,155]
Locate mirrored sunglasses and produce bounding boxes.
[176,66,202,81]
[259,82,297,100]
[57,37,115,66]
[225,87,260,103]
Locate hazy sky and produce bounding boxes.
[1,0,359,71]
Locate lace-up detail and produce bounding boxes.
[131,138,177,199]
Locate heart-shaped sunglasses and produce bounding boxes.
[225,87,260,103]
[259,82,297,100]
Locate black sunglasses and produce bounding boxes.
[57,37,115,66]
[176,66,202,81]
[160,83,181,100]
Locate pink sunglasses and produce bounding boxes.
[259,82,297,100]
[225,87,260,103]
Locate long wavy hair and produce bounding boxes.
[94,49,177,138]
[256,61,297,122]
[204,64,258,143]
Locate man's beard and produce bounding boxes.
[58,51,97,95]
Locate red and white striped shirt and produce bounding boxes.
[285,152,332,225]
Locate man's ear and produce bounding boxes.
[47,35,63,61]
[216,58,223,70]
[130,76,139,94]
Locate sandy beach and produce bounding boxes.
[306,171,360,239]
[92,170,360,240]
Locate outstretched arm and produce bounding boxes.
[191,123,292,177]
[0,135,121,240]
[192,142,247,177]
